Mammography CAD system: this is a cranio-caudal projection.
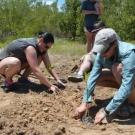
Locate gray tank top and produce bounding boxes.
[0,38,46,63]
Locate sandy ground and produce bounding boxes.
[0,54,135,135]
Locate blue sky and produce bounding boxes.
[42,0,65,10]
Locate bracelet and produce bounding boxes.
[102,107,110,116]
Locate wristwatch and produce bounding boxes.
[102,107,110,116]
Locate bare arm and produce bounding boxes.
[42,52,66,87]
[41,52,60,81]
[24,46,52,88]
[82,10,98,15]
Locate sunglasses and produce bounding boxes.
[45,45,50,49]
[103,44,112,54]
[103,41,116,54]
[45,44,51,49]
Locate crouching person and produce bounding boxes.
[75,28,135,124]
[0,32,65,93]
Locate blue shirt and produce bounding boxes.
[81,0,99,27]
[82,41,135,112]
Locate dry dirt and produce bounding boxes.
[0,54,135,135]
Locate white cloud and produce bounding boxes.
[46,1,53,5]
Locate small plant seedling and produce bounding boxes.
[42,63,55,74]
[47,63,54,71]
[84,72,90,83]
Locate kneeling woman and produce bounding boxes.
[0,32,65,93]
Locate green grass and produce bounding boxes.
[1,38,135,59]
[0,38,86,59]
[0,39,12,49]
[50,38,86,59]
[0,42,8,49]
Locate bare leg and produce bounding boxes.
[79,54,93,74]
[97,68,119,88]
[112,63,135,117]
[95,63,134,123]
[20,56,42,79]
[85,31,93,53]
[68,54,93,82]
[112,63,122,84]
[112,63,135,103]
[0,57,21,81]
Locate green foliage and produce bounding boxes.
[50,38,85,58]
[0,0,63,42]
[58,0,83,40]
[42,63,54,74]
[102,0,135,40]
[84,72,90,83]
[1,0,135,43]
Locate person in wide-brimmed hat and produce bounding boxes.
[68,21,120,88]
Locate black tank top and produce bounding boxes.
[0,38,46,63]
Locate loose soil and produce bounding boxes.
[0,54,134,135]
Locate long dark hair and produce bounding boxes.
[38,31,54,43]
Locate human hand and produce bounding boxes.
[49,85,60,94]
[75,103,87,118]
[79,55,85,64]
[94,111,106,124]
[93,11,99,15]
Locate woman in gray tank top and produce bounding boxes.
[0,32,66,93]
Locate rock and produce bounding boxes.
[100,126,106,131]
[43,107,49,112]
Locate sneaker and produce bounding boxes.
[17,78,36,86]
[68,74,84,82]
[4,80,18,93]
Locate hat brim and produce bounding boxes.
[92,43,109,54]
[91,27,107,33]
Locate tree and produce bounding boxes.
[102,0,135,40]
[60,0,82,40]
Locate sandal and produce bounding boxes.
[116,103,135,119]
